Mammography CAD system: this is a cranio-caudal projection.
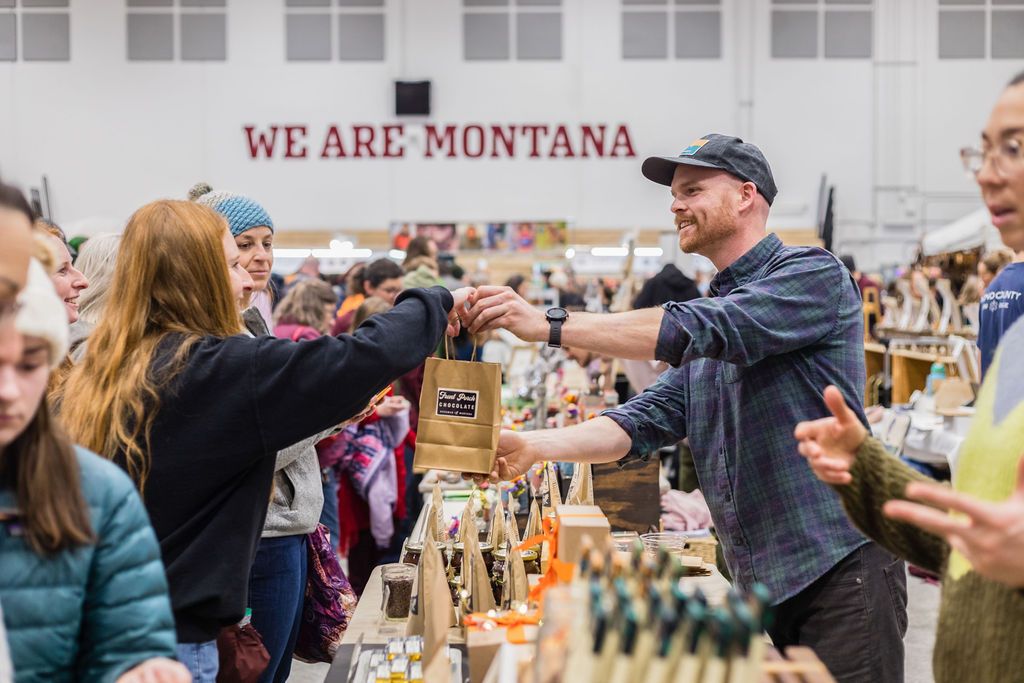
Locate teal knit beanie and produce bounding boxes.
[188,182,274,237]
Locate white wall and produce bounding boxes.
[0,0,1020,269]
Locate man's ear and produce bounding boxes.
[738,181,758,212]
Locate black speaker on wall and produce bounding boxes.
[395,80,431,116]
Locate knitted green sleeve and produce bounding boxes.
[834,436,950,575]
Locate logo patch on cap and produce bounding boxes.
[679,139,709,157]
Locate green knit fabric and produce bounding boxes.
[836,321,1024,683]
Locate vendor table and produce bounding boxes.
[325,497,732,683]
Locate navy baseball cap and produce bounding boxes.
[642,134,778,206]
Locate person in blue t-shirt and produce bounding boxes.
[978,254,1024,376]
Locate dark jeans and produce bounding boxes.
[769,542,908,683]
[320,468,340,553]
[248,534,308,683]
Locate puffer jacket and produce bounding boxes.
[0,447,176,682]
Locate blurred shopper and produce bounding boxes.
[67,234,121,359]
[273,280,344,551]
[978,249,1024,376]
[978,249,1013,292]
[632,263,701,310]
[331,258,404,335]
[35,221,88,325]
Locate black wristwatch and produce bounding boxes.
[545,307,568,348]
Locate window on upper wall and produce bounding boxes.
[938,0,1024,60]
[126,0,226,62]
[0,0,70,62]
[463,0,562,61]
[621,0,722,60]
[285,0,385,62]
[771,0,873,60]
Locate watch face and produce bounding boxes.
[546,307,568,321]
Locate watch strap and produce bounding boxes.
[548,319,563,348]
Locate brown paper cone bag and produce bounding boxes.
[419,533,457,658]
[463,518,497,613]
[431,484,446,543]
[461,508,478,580]
[508,547,529,606]
[414,341,502,475]
[565,462,594,506]
[524,498,542,546]
[489,493,507,550]
[540,463,557,519]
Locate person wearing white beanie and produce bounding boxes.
[1,257,188,683]
[15,259,70,367]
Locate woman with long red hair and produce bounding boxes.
[56,200,469,682]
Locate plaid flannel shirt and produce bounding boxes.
[604,234,869,603]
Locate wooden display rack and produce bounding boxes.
[863,342,886,405]
[890,348,957,405]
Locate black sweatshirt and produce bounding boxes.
[115,286,453,642]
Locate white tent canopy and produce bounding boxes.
[922,207,1003,256]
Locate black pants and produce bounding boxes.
[768,542,908,683]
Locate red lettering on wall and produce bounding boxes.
[609,125,636,158]
[382,124,405,158]
[352,125,377,158]
[244,123,636,160]
[490,125,516,158]
[549,125,576,158]
[244,125,279,159]
[320,126,348,159]
[521,125,549,158]
[580,125,607,158]
[284,125,308,158]
[463,124,485,158]
[424,125,457,158]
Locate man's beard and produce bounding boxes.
[675,204,735,255]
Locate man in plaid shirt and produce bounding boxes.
[464,134,907,682]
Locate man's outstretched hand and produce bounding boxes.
[462,286,547,341]
[464,429,542,485]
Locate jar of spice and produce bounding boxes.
[491,549,508,604]
[521,548,540,575]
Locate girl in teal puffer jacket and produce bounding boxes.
[0,251,186,683]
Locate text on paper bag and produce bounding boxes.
[436,388,479,419]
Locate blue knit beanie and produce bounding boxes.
[188,182,274,237]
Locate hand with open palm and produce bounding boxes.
[793,385,868,486]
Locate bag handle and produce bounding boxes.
[442,335,480,361]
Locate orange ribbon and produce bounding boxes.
[463,610,541,644]
[515,516,578,603]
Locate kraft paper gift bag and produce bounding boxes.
[541,462,563,518]
[489,493,506,550]
[408,532,456,640]
[565,462,594,506]
[414,341,502,475]
[428,483,446,543]
[462,514,497,614]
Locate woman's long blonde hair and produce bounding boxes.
[56,200,243,489]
